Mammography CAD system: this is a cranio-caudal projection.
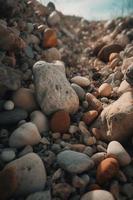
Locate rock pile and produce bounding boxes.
[0,0,133,199]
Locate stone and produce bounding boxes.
[0,108,28,125]
[98,83,112,97]
[26,191,51,200]
[3,100,14,111]
[122,57,133,74]
[47,11,61,26]
[86,93,103,113]
[42,47,61,62]
[109,53,119,62]
[9,122,41,148]
[1,149,16,162]
[81,190,115,200]
[50,110,70,133]
[71,83,85,101]
[118,80,133,95]
[53,183,73,199]
[98,44,123,62]
[96,157,119,185]
[0,66,21,91]
[57,150,94,173]
[30,110,49,133]
[0,153,47,198]
[125,64,133,86]
[70,144,86,152]
[71,76,90,87]
[12,88,38,112]
[91,91,133,142]
[122,183,133,199]
[33,61,79,115]
[91,152,107,165]
[109,58,120,69]
[43,28,57,48]
[82,110,98,125]
[107,141,131,166]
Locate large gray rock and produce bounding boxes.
[57,150,94,174]
[91,91,133,142]
[0,153,47,198]
[33,61,79,115]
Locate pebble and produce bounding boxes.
[83,146,94,157]
[86,93,103,113]
[3,100,14,111]
[12,88,38,112]
[50,110,70,133]
[1,149,16,162]
[122,183,133,199]
[47,11,61,26]
[70,144,86,152]
[107,141,131,166]
[82,110,98,125]
[0,153,47,198]
[30,110,49,133]
[71,76,90,87]
[118,80,132,95]
[53,183,73,199]
[26,191,51,200]
[96,157,119,185]
[0,108,28,125]
[33,61,79,115]
[69,125,79,135]
[109,53,119,62]
[9,122,41,148]
[98,83,112,97]
[81,190,115,200]
[57,150,94,173]
[43,28,57,48]
[71,83,85,101]
[43,47,61,62]
[91,152,107,165]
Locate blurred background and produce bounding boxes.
[38,0,133,20]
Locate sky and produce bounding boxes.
[39,0,132,20]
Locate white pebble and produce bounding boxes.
[4,100,14,111]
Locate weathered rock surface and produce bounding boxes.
[33,61,79,115]
[81,190,115,200]
[91,91,133,142]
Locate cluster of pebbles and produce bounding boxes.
[0,0,133,200]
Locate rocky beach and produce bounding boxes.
[0,0,133,200]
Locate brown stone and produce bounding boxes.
[70,144,86,152]
[12,88,38,112]
[82,110,98,125]
[98,44,123,62]
[88,184,101,191]
[43,28,57,48]
[50,110,70,133]
[98,83,112,97]
[96,157,119,185]
[86,93,103,113]
[109,53,119,62]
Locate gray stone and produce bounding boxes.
[9,122,41,148]
[26,191,51,200]
[47,11,60,26]
[57,150,94,173]
[122,183,133,198]
[33,61,79,115]
[71,83,85,101]
[1,149,16,162]
[4,153,47,196]
[81,190,115,200]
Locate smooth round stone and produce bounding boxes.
[91,152,107,165]
[107,141,131,166]
[43,28,57,48]
[81,190,115,200]
[98,83,112,97]
[30,110,49,133]
[26,191,51,200]
[57,150,94,174]
[47,11,61,26]
[3,100,14,111]
[9,122,41,148]
[71,83,85,101]
[50,110,70,133]
[82,110,98,125]
[118,80,133,95]
[71,76,90,87]
[122,183,133,199]
[0,153,47,198]
[12,88,38,112]
[1,149,16,162]
[43,47,61,62]
[96,157,119,185]
[0,108,28,125]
